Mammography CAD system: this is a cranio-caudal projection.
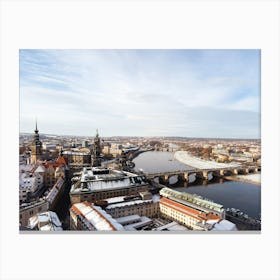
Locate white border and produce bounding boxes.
[1,1,279,280]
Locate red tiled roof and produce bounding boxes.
[160,197,221,222]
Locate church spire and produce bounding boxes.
[35,118,38,133]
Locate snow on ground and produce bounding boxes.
[174,151,240,169]
[235,173,261,184]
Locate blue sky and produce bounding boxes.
[20,49,260,138]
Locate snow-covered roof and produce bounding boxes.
[106,199,152,210]
[19,164,35,173]
[115,215,141,225]
[46,178,64,204]
[28,211,63,231]
[71,167,147,193]
[105,196,126,204]
[71,202,124,231]
[35,165,46,173]
[211,219,238,231]
[124,216,153,230]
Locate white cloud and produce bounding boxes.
[20,49,260,138]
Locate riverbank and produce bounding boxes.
[225,174,261,186]
[174,151,240,169]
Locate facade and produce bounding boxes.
[19,164,44,203]
[70,167,149,204]
[45,177,65,210]
[160,197,222,230]
[160,187,226,219]
[34,154,67,188]
[30,121,43,164]
[63,151,91,167]
[70,201,124,231]
[159,188,234,231]
[20,199,49,227]
[104,193,159,218]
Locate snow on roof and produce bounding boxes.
[106,199,152,210]
[46,178,64,204]
[124,216,153,230]
[35,165,46,173]
[105,196,126,204]
[19,164,35,173]
[72,202,124,231]
[211,219,237,231]
[152,194,160,203]
[28,211,63,231]
[71,167,146,193]
[115,215,141,225]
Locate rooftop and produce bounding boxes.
[71,201,124,231]
[28,211,63,231]
[160,187,224,213]
[70,167,147,193]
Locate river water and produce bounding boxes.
[133,151,261,219]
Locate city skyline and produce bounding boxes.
[20,49,260,138]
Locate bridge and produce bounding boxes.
[144,166,261,184]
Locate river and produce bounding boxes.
[133,151,261,219]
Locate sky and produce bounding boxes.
[19,49,261,138]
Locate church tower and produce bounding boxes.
[91,129,101,167]
[30,120,42,164]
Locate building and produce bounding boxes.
[19,164,44,203]
[20,199,49,227]
[63,150,91,167]
[30,121,42,164]
[70,201,124,231]
[31,151,68,188]
[104,192,159,219]
[159,188,236,231]
[28,211,63,231]
[70,167,149,204]
[45,177,65,210]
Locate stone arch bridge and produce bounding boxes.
[145,166,261,185]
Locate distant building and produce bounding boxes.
[82,140,89,148]
[63,151,91,167]
[70,201,124,231]
[70,167,149,204]
[91,129,102,166]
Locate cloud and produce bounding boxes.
[19,49,260,138]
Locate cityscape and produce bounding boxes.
[19,49,261,232]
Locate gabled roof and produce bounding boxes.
[34,165,46,173]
